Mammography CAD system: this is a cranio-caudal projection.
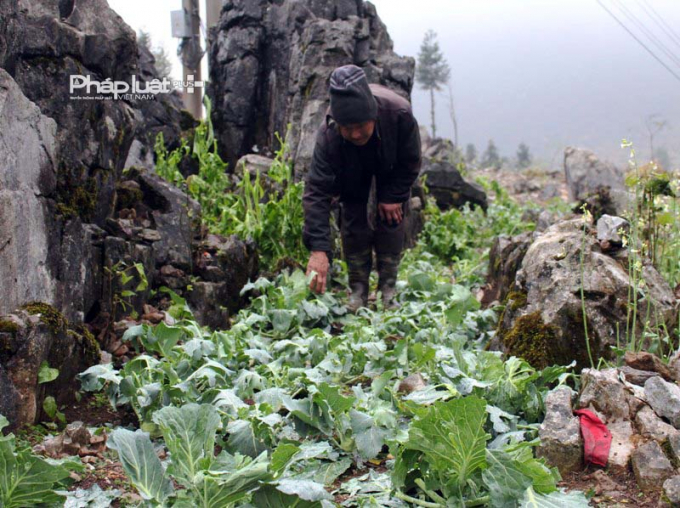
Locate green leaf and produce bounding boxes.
[317,383,355,414]
[483,450,534,506]
[38,361,59,384]
[408,272,436,292]
[42,396,58,419]
[405,396,489,492]
[520,487,589,507]
[107,428,174,502]
[275,479,333,502]
[60,484,121,508]
[350,410,386,460]
[270,443,300,475]
[227,419,268,458]
[252,484,323,508]
[152,403,221,486]
[0,434,71,508]
[176,451,270,507]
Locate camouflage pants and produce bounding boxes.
[340,199,407,287]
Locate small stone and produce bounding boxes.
[90,434,107,445]
[596,215,629,245]
[42,434,64,458]
[632,441,674,492]
[664,476,680,506]
[81,456,97,464]
[113,344,129,357]
[669,434,680,466]
[65,422,91,446]
[579,368,631,421]
[625,351,673,381]
[607,419,636,470]
[537,387,582,474]
[139,229,161,242]
[107,339,122,353]
[141,312,164,324]
[398,373,427,394]
[99,351,113,364]
[645,377,680,428]
[160,265,185,278]
[636,406,679,443]
[619,365,660,386]
[585,470,623,495]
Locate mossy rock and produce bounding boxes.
[55,166,99,221]
[116,182,144,210]
[0,318,19,334]
[21,302,68,335]
[502,311,558,370]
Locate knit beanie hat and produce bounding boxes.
[329,65,378,125]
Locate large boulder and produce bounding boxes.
[0,306,99,429]
[208,0,415,172]
[419,136,488,212]
[421,161,488,212]
[495,217,677,369]
[0,69,58,316]
[564,147,630,213]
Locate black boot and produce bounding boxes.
[377,252,400,309]
[346,248,372,312]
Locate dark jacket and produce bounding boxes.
[303,84,422,253]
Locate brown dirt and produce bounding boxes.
[61,392,137,428]
[560,467,663,507]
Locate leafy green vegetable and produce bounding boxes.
[404,396,489,494]
[107,428,174,502]
[152,403,221,486]
[0,415,71,507]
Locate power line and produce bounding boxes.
[595,0,680,85]
[610,0,680,70]
[637,0,680,49]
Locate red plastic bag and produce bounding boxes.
[574,409,612,467]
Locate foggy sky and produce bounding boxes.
[109,0,680,167]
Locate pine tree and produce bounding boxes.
[481,140,501,169]
[516,142,532,169]
[416,30,450,139]
[137,30,174,80]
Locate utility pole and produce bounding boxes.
[206,0,221,33]
[181,0,203,119]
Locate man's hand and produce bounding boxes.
[378,202,404,225]
[306,251,329,293]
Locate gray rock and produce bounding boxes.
[578,369,631,421]
[235,154,275,178]
[607,419,636,470]
[632,441,674,492]
[645,377,680,429]
[664,476,680,507]
[636,406,679,442]
[668,434,680,465]
[619,365,659,386]
[596,215,629,245]
[0,69,58,317]
[421,161,488,212]
[137,171,200,270]
[208,0,415,172]
[564,147,631,214]
[486,232,533,303]
[537,388,582,474]
[496,217,677,369]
